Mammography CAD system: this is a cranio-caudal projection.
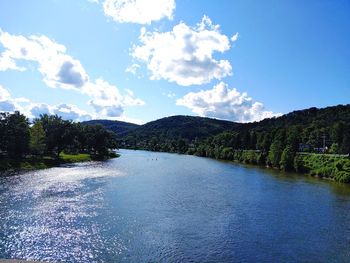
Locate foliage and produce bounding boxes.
[280,146,295,171]
[59,152,91,163]
[0,111,30,158]
[294,154,350,183]
[30,121,46,155]
[0,112,118,171]
[83,119,139,136]
[117,104,350,183]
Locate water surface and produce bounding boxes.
[1,150,350,262]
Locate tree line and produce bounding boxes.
[0,111,117,160]
[191,122,350,168]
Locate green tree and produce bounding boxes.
[340,126,350,154]
[286,126,300,152]
[280,145,295,171]
[30,121,46,156]
[39,114,72,159]
[4,112,30,158]
[267,130,285,167]
[85,124,117,158]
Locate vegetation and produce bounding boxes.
[83,119,139,136]
[0,111,118,172]
[118,104,350,183]
[120,115,239,151]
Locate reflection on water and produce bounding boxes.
[0,150,350,262]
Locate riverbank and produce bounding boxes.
[0,152,120,174]
[124,147,350,183]
[200,150,350,183]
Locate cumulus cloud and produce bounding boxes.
[102,0,175,24]
[86,78,144,117]
[0,29,144,119]
[30,103,91,121]
[176,82,280,122]
[0,85,17,112]
[132,15,233,86]
[0,85,92,121]
[0,29,89,90]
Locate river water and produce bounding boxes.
[0,149,350,262]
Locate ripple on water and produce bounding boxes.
[0,161,127,262]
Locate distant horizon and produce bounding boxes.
[1,0,349,124]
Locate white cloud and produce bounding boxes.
[0,51,25,71]
[0,29,89,90]
[176,82,280,122]
[30,103,92,122]
[85,78,144,117]
[231,32,239,42]
[0,29,145,119]
[132,15,232,86]
[102,0,175,24]
[0,85,17,112]
[125,63,140,75]
[0,85,92,121]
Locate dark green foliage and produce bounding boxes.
[280,146,295,171]
[82,119,139,136]
[294,154,350,183]
[115,104,350,183]
[267,131,284,167]
[0,112,118,171]
[30,121,46,156]
[121,115,240,150]
[0,111,30,158]
[39,114,72,158]
[84,124,118,158]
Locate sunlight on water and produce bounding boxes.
[0,150,350,262]
[0,161,126,262]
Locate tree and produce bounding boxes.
[4,112,30,158]
[85,124,117,158]
[39,114,72,159]
[30,121,46,156]
[286,126,300,152]
[340,126,350,154]
[268,139,283,167]
[267,130,285,167]
[280,145,295,171]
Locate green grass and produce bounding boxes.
[1,151,120,173]
[59,152,91,163]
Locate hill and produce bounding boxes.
[82,119,139,136]
[119,104,350,155]
[120,115,240,150]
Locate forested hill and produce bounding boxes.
[244,104,350,133]
[120,115,240,148]
[82,119,139,136]
[118,104,350,155]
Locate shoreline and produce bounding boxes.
[121,148,350,183]
[0,152,120,175]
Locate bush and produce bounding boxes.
[293,153,350,182]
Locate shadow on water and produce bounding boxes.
[217,158,350,196]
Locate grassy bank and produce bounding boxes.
[0,152,120,173]
[294,153,350,183]
[193,148,350,183]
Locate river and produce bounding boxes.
[0,149,350,262]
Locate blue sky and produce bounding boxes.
[0,0,349,124]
